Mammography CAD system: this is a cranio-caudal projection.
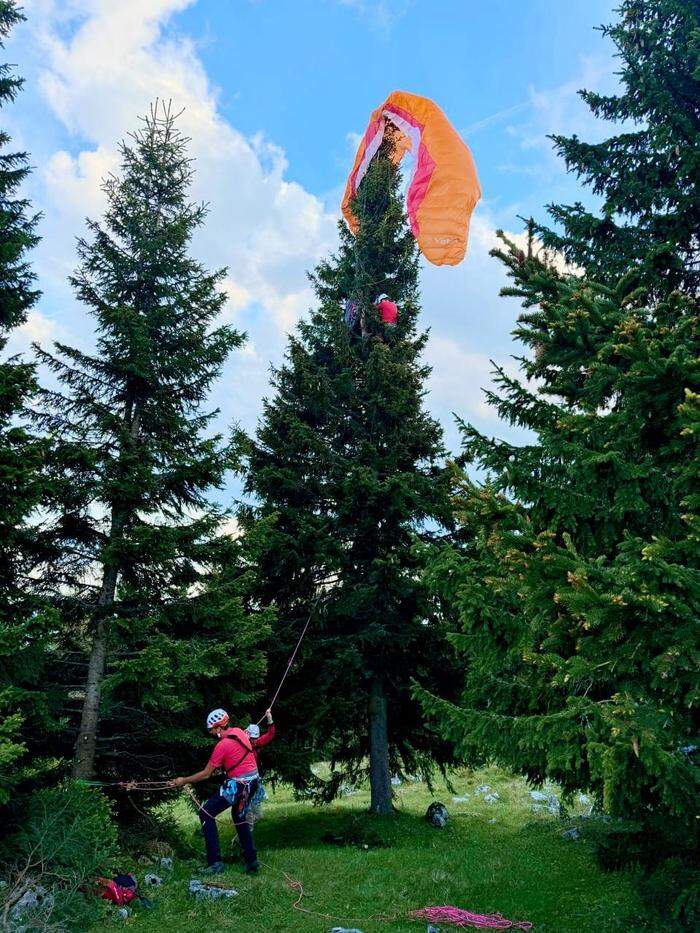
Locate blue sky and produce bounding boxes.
[6,0,619,506]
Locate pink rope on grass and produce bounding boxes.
[409,906,533,930]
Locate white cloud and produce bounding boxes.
[495,54,620,180]
[44,146,118,221]
[425,336,499,421]
[336,0,410,30]
[29,0,338,338]
[5,309,63,356]
[526,55,615,146]
[219,516,242,539]
[9,0,561,480]
[8,0,343,457]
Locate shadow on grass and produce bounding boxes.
[242,801,559,860]
[249,805,425,852]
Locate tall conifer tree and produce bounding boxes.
[240,146,457,813]
[417,1,699,923]
[0,0,57,805]
[35,103,265,781]
[540,0,700,294]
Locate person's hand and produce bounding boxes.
[265,708,273,724]
[170,777,186,788]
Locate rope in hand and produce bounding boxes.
[76,779,173,790]
[80,604,316,799]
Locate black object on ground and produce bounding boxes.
[426,802,449,828]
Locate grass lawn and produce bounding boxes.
[96,767,647,932]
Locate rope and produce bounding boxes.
[259,860,396,925]
[255,604,317,724]
[184,784,215,819]
[86,785,533,930]
[76,779,172,790]
[259,860,532,929]
[408,907,533,930]
[183,782,253,828]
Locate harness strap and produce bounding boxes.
[222,731,255,779]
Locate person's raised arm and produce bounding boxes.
[253,709,276,748]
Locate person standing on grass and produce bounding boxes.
[170,707,274,874]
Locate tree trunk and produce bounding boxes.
[368,676,392,815]
[72,406,140,780]
[71,561,120,780]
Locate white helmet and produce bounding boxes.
[206,708,229,730]
[246,723,260,739]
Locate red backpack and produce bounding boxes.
[97,874,138,906]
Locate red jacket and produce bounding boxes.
[377,298,398,325]
[251,724,275,770]
[251,724,275,751]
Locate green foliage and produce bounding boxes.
[418,1,699,925]
[32,102,266,781]
[80,771,648,933]
[0,0,39,332]
[539,0,700,294]
[643,856,700,929]
[7,781,118,879]
[103,535,273,781]
[240,145,459,798]
[0,0,61,809]
[1,782,118,931]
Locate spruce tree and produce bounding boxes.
[240,145,457,814]
[0,1,57,805]
[417,1,699,923]
[539,0,700,294]
[34,103,265,782]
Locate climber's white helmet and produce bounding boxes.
[206,708,229,731]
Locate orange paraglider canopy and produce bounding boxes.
[341,91,481,266]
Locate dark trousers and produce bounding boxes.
[199,784,258,867]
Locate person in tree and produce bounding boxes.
[239,141,458,815]
[170,707,274,874]
[343,294,399,339]
[376,294,399,331]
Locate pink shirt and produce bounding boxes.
[207,727,258,778]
